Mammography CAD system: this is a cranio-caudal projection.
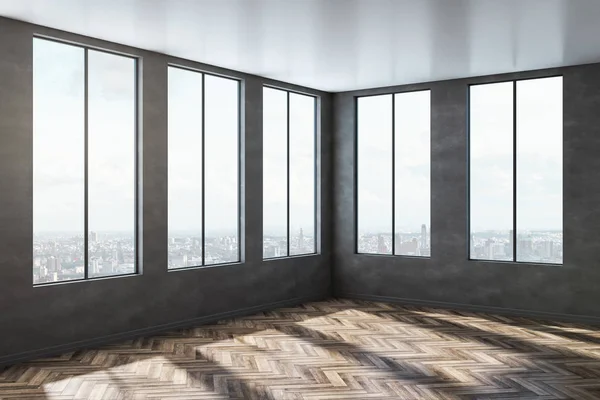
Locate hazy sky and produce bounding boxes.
[357,90,431,234]
[33,38,561,239]
[34,39,240,238]
[470,77,562,232]
[167,66,239,237]
[263,87,316,237]
[357,76,562,235]
[33,38,136,235]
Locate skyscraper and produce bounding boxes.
[298,228,305,252]
[420,224,427,249]
[377,234,388,254]
[90,231,98,243]
[47,256,57,273]
[91,258,99,274]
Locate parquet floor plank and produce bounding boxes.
[2,299,600,399]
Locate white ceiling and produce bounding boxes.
[1,0,599,92]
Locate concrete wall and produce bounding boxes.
[0,17,332,363]
[333,64,600,321]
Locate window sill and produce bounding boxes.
[263,253,320,261]
[33,272,139,288]
[168,261,243,272]
[356,252,431,259]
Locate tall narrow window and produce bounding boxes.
[168,66,240,269]
[263,88,317,258]
[394,91,431,256]
[356,91,431,257]
[33,38,138,284]
[469,77,563,264]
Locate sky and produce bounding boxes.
[263,87,316,237]
[470,77,562,232]
[357,90,431,234]
[34,37,314,241]
[167,66,239,238]
[33,38,135,237]
[33,37,562,240]
[357,76,562,235]
[34,38,241,239]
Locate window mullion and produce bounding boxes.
[286,91,291,257]
[512,80,517,262]
[201,73,206,267]
[84,48,89,280]
[391,94,395,256]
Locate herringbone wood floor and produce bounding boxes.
[2,299,600,399]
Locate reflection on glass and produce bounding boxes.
[516,77,562,264]
[289,93,316,256]
[357,94,393,254]
[204,75,239,264]
[469,82,514,261]
[394,91,431,257]
[263,88,289,258]
[33,38,85,284]
[168,67,203,269]
[87,50,136,277]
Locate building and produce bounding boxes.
[377,234,388,254]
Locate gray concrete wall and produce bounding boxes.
[0,17,332,363]
[333,64,600,320]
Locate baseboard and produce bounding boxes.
[0,294,324,367]
[339,293,600,326]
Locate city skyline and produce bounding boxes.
[358,223,431,256]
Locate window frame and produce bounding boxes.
[167,64,243,270]
[262,85,319,260]
[33,36,141,286]
[354,89,432,257]
[467,75,564,265]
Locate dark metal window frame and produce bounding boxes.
[167,64,242,270]
[354,89,432,257]
[262,85,319,260]
[467,75,563,265]
[33,36,140,286]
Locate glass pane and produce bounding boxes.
[516,77,562,264]
[87,50,136,277]
[289,93,316,256]
[469,82,514,261]
[263,88,289,258]
[33,39,85,284]
[394,91,430,257]
[168,67,203,269]
[357,95,393,254]
[204,75,239,264]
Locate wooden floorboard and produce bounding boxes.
[1,299,600,399]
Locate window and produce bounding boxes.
[263,87,317,258]
[469,76,563,264]
[356,91,431,256]
[168,66,240,269]
[33,38,138,284]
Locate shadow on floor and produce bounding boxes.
[1,298,600,399]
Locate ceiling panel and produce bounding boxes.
[0,0,599,91]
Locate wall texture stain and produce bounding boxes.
[333,65,600,318]
[0,17,332,362]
